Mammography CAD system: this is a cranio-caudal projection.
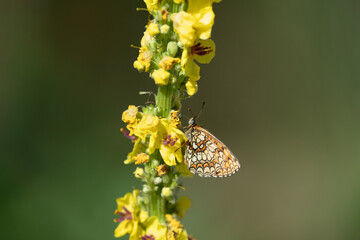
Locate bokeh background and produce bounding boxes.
[1,0,360,239]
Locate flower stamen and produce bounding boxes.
[163,135,178,146]
[114,207,133,223]
[120,128,136,142]
[141,234,155,240]
[191,42,213,56]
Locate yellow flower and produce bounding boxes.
[181,39,216,80]
[114,190,148,239]
[170,110,181,128]
[158,119,187,166]
[141,29,153,48]
[122,105,141,135]
[171,0,221,47]
[122,105,139,124]
[166,214,188,240]
[134,114,160,141]
[134,46,152,72]
[124,138,147,164]
[160,24,170,34]
[133,114,161,156]
[191,39,216,64]
[139,216,168,240]
[134,153,150,164]
[156,164,168,176]
[161,187,172,198]
[147,22,160,36]
[152,68,171,85]
[187,0,221,40]
[158,56,181,71]
[185,79,198,96]
[143,0,161,12]
[171,11,197,48]
[134,167,144,178]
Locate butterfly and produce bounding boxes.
[184,117,240,177]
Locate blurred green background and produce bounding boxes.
[1,0,360,239]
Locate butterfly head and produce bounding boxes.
[188,117,196,126]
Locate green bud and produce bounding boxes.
[144,164,151,174]
[174,64,182,72]
[177,41,184,49]
[160,25,170,34]
[153,159,160,167]
[162,175,170,184]
[154,177,162,185]
[167,41,178,57]
[143,184,151,193]
[148,40,157,52]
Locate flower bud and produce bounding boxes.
[162,175,169,184]
[161,187,172,198]
[177,41,184,49]
[160,24,170,34]
[134,167,144,178]
[148,40,157,52]
[167,41,178,57]
[143,184,151,193]
[153,159,160,167]
[154,177,162,185]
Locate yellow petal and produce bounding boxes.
[184,60,200,80]
[143,0,160,11]
[139,210,149,223]
[152,68,170,85]
[114,220,133,238]
[160,145,177,166]
[133,60,144,71]
[116,193,133,211]
[144,216,168,240]
[193,39,216,64]
[147,22,160,36]
[159,56,181,70]
[193,6,215,40]
[129,221,142,240]
[171,11,197,47]
[185,80,198,96]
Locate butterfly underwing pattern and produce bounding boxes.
[184,118,240,177]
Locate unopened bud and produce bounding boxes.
[177,41,184,49]
[143,184,151,193]
[148,40,157,52]
[160,24,170,34]
[154,177,162,185]
[134,167,144,178]
[167,41,178,57]
[161,187,172,198]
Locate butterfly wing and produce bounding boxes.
[185,125,240,177]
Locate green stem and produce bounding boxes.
[148,84,174,224]
[156,83,173,118]
[149,151,166,224]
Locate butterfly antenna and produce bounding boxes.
[187,107,195,118]
[195,101,206,120]
[182,114,190,120]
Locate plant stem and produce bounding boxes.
[149,152,166,223]
[148,84,174,224]
[156,83,173,118]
